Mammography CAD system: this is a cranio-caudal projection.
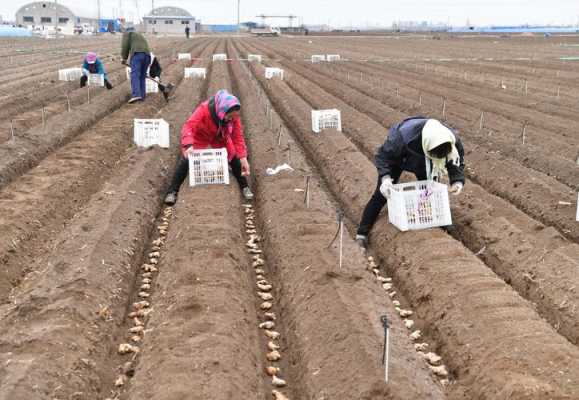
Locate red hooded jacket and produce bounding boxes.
[180,100,247,161]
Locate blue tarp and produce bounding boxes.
[204,24,239,32]
[0,26,32,37]
[98,19,122,33]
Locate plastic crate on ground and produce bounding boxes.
[133,119,170,148]
[576,193,579,221]
[311,109,342,133]
[248,54,262,63]
[265,67,284,80]
[58,68,83,81]
[188,148,230,186]
[178,53,191,60]
[88,73,104,87]
[311,55,326,63]
[327,54,341,62]
[387,180,452,231]
[213,53,227,61]
[145,78,159,93]
[184,67,207,79]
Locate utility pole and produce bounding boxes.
[237,0,240,33]
[97,0,101,34]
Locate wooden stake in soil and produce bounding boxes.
[521,121,528,145]
[395,87,399,97]
[277,125,283,146]
[304,175,311,208]
[556,86,560,99]
[441,98,446,120]
[10,120,14,141]
[66,94,71,112]
[523,79,528,95]
[418,93,422,106]
[41,107,46,128]
[479,111,484,131]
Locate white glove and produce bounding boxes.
[380,176,393,198]
[450,182,463,196]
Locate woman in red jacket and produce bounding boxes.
[164,90,253,205]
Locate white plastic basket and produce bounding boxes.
[184,67,207,79]
[58,67,83,81]
[178,53,191,60]
[327,54,341,62]
[133,119,170,148]
[311,109,342,133]
[188,148,230,186]
[311,55,326,63]
[88,73,104,87]
[265,67,284,80]
[213,53,227,61]
[387,181,452,231]
[248,54,262,63]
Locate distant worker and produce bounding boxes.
[355,117,466,249]
[164,89,254,205]
[80,52,113,90]
[185,25,191,38]
[121,28,151,104]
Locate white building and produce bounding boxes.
[143,7,196,35]
[15,2,98,35]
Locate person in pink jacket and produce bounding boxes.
[164,90,253,205]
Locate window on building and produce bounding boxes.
[181,21,189,25]
[23,16,34,23]
[59,17,69,24]
[41,17,52,23]
[151,20,157,24]
[164,20,173,24]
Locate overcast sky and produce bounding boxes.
[2,0,578,27]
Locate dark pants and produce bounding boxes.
[130,52,151,99]
[80,75,112,89]
[167,156,248,194]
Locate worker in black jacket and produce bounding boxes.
[356,117,466,248]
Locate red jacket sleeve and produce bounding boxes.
[180,106,204,148]
[231,117,247,159]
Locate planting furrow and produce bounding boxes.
[241,44,579,400]
[257,50,579,347]
[229,40,448,399]
[126,42,266,400]
[0,38,209,191]
[244,40,579,245]
[0,40,217,304]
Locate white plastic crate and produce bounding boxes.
[576,193,579,222]
[327,54,341,62]
[88,73,104,87]
[178,53,191,60]
[184,67,207,79]
[248,54,262,63]
[265,67,284,80]
[133,119,170,148]
[311,109,342,133]
[188,148,230,186]
[311,55,326,63]
[387,181,452,231]
[213,53,227,61]
[58,67,83,81]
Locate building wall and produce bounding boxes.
[143,17,195,34]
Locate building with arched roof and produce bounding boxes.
[143,6,196,35]
[15,1,98,35]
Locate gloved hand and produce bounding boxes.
[183,145,194,158]
[379,176,393,198]
[240,157,251,176]
[450,182,464,195]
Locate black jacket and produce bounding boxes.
[375,116,465,184]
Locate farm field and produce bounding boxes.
[0,33,578,400]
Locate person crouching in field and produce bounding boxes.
[80,52,113,90]
[164,90,254,205]
[355,117,466,249]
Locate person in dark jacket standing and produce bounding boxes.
[356,117,466,248]
[185,25,190,38]
[164,90,253,205]
[121,29,151,104]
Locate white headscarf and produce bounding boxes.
[421,119,461,181]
